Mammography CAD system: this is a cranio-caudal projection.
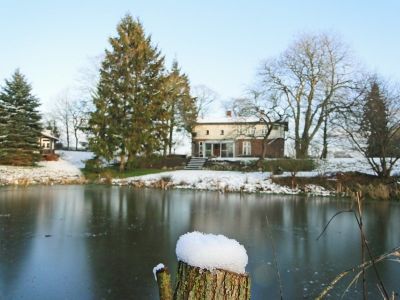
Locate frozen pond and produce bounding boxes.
[0,185,399,299]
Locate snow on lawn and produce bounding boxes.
[112,157,400,195]
[57,150,94,168]
[176,232,248,274]
[113,170,332,196]
[0,159,84,185]
[273,157,400,177]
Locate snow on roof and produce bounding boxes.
[197,116,289,130]
[197,116,260,124]
[175,231,248,274]
[41,130,59,141]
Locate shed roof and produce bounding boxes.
[41,130,59,141]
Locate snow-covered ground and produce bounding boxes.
[57,150,94,168]
[113,158,400,196]
[113,170,332,196]
[0,159,84,185]
[314,157,400,176]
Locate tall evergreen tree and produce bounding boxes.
[362,82,391,157]
[163,60,197,155]
[88,15,167,171]
[0,70,42,165]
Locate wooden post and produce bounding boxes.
[173,261,251,300]
[155,266,173,300]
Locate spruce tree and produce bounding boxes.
[88,15,167,171]
[163,60,197,155]
[0,70,42,165]
[362,82,390,157]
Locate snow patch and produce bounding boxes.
[0,159,83,185]
[57,150,94,169]
[176,231,248,274]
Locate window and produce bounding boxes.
[243,141,251,156]
[221,143,234,158]
[220,130,224,135]
[205,143,212,157]
[261,128,267,135]
[206,130,209,135]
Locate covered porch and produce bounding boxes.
[195,140,235,158]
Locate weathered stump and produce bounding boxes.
[173,261,250,300]
[155,266,173,300]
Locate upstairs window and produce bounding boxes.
[206,130,209,135]
[220,130,224,135]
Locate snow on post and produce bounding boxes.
[174,231,251,299]
[175,231,248,274]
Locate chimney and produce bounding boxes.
[226,110,232,117]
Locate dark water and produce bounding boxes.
[0,185,399,299]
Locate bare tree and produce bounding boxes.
[53,90,72,149]
[53,90,86,150]
[336,77,400,177]
[192,85,218,118]
[70,100,86,151]
[234,89,289,159]
[259,33,353,158]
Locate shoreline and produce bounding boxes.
[111,170,334,197]
[1,160,398,200]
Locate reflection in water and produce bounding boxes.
[0,186,399,299]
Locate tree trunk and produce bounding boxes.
[65,119,70,150]
[174,261,250,300]
[320,116,328,159]
[168,124,173,155]
[296,140,309,159]
[119,153,126,172]
[261,139,267,159]
[74,129,79,151]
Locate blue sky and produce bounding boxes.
[1,1,399,113]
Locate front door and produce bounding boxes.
[213,143,220,157]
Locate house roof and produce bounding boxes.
[196,117,289,130]
[197,116,260,124]
[41,130,59,141]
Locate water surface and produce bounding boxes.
[0,185,399,299]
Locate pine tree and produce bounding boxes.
[362,82,391,157]
[163,60,197,155]
[0,70,42,165]
[88,15,167,171]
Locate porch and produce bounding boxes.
[195,141,235,158]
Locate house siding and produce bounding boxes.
[192,138,285,158]
[236,138,285,158]
[191,120,287,158]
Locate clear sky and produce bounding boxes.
[1,0,399,113]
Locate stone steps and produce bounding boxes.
[184,157,207,170]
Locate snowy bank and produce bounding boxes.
[112,170,332,196]
[57,150,94,169]
[0,159,85,186]
[176,232,248,274]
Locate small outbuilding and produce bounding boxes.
[39,130,59,154]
